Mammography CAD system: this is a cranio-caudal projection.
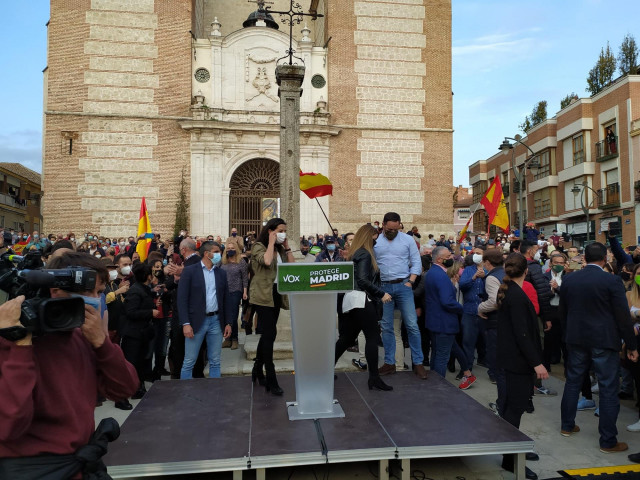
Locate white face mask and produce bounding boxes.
[120,265,132,276]
[472,254,483,265]
[94,254,102,259]
[119,241,126,247]
[276,232,287,244]
[109,270,118,281]
[533,251,541,262]
[70,237,75,242]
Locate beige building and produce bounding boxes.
[42,0,453,238]
[469,74,640,246]
[0,163,43,233]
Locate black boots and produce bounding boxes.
[252,361,266,386]
[265,363,283,396]
[368,377,393,391]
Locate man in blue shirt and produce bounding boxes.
[374,212,427,379]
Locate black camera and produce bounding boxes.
[0,252,97,340]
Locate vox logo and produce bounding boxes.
[282,274,301,283]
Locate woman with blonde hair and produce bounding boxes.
[221,240,248,350]
[335,224,393,391]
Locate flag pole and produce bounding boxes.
[315,198,336,233]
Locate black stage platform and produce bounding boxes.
[105,372,533,480]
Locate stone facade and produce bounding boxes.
[44,0,453,238]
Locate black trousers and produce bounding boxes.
[335,299,381,380]
[503,371,535,429]
[121,336,149,386]
[253,284,282,380]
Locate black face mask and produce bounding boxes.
[443,258,454,268]
[301,249,309,255]
[384,230,398,241]
[226,250,236,258]
[622,271,631,282]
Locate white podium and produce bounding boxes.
[277,262,354,421]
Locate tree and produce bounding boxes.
[173,167,189,238]
[519,100,547,133]
[618,34,639,75]
[586,42,617,95]
[560,92,578,110]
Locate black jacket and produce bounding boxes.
[560,264,637,352]
[352,248,386,300]
[122,282,155,339]
[497,281,543,374]
[525,259,553,320]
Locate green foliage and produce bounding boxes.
[618,34,639,75]
[519,100,547,133]
[560,93,578,110]
[173,167,189,238]
[586,42,617,95]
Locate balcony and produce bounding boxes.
[0,193,26,210]
[595,136,618,162]
[635,180,640,203]
[512,179,526,194]
[598,183,620,209]
[503,183,510,196]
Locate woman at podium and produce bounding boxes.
[250,218,296,396]
[336,224,393,391]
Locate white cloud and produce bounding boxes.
[0,130,42,173]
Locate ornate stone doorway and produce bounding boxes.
[229,159,280,236]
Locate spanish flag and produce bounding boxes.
[299,171,333,199]
[480,178,510,233]
[458,216,472,243]
[136,197,153,262]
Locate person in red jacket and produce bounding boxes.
[0,252,139,477]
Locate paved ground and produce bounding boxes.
[97,334,640,480]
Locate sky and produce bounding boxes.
[0,1,639,187]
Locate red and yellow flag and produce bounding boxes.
[136,197,153,262]
[299,171,333,199]
[480,178,510,233]
[458,216,472,243]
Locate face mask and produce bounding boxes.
[153,270,161,277]
[227,250,236,258]
[635,275,640,287]
[552,265,564,273]
[301,249,309,255]
[34,235,39,240]
[443,258,454,268]
[327,244,336,252]
[622,272,631,282]
[232,232,237,237]
[109,270,118,281]
[94,254,102,259]
[533,252,541,262]
[120,265,132,276]
[23,235,28,240]
[276,232,287,244]
[211,252,222,265]
[119,241,126,247]
[472,254,483,265]
[70,237,75,242]
[71,293,101,311]
[88,236,93,241]
[384,230,398,241]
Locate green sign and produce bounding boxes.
[277,262,354,293]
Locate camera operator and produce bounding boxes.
[0,252,139,478]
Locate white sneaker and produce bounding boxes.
[627,420,640,432]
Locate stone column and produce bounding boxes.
[276,64,305,245]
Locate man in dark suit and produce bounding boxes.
[424,246,466,380]
[559,242,638,453]
[178,241,233,379]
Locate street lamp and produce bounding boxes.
[571,181,600,245]
[498,135,540,240]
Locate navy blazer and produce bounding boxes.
[177,262,233,333]
[559,264,636,352]
[424,264,463,334]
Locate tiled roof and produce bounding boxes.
[0,163,42,186]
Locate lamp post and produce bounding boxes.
[498,135,540,240]
[571,181,600,245]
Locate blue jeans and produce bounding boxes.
[561,345,620,448]
[181,315,223,379]
[381,281,423,365]
[430,332,456,377]
[461,312,483,370]
[228,290,243,341]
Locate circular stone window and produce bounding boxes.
[194,68,210,83]
[311,74,326,88]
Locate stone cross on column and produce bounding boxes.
[276,64,305,248]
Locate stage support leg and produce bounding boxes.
[379,459,389,480]
[233,470,242,480]
[256,468,266,480]
[514,452,525,480]
[401,459,411,480]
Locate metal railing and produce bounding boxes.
[595,136,618,162]
[503,183,510,196]
[0,193,26,210]
[598,183,620,208]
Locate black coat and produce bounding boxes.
[525,259,553,320]
[352,248,386,300]
[497,281,543,374]
[122,282,155,339]
[559,264,637,352]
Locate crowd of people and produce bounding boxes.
[2,214,640,479]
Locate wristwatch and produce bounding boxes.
[408,279,415,286]
[0,326,28,342]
